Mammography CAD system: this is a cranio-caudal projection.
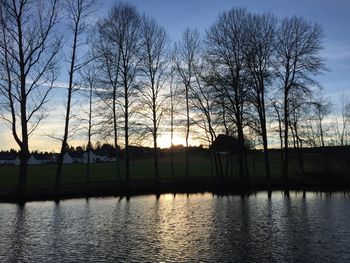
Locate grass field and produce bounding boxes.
[0,151,349,189]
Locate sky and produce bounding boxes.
[0,0,349,151]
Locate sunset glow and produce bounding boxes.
[157,133,187,149]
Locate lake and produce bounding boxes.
[1,192,350,262]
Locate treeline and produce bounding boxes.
[0,1,348,194]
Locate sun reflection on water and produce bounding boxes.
[2,192,350,262]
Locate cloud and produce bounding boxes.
[323,42,350,64]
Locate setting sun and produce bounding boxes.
[157,133,186,148]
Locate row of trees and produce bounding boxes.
[0,1,348,193]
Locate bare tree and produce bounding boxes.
[205,8,250,180]
[272,99,285,178]
[288,91,312,175]
[96,3,141,182]
[175,28,200,180]
[169,63,176,177]
[190,60,223,177]
[55,0,97,194]
[79,64,100,191]
[273,16,325,179]
[92,11,127,179]
[245,13,276,180]
[311,89,332,147]
[138,15,169,183]
[333,96,350,146]
[93,16,121,179]
[0,0,60,192]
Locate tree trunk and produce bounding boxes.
[55,17,79,194]
[18,20,28,194]
[170,82,175,178]
[86,147,91,194]
[124,87,130,183]
[295,127,304,176]
[260,101,271,180]
[113,88,120,180]
[283,93,289,180]
[153,86,159,183]
[18,148,29,194]
[319,119,325,147]
[244,146,250,180]
[19,89,28,193]
[237,121,245,180]
[153,133,159,183]
[262,131,271,180]
[185,85,190,180]
[216,150,224,177]
[86,83,93,193]
[209,150,214,176]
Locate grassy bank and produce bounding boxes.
[1,176,350,203]
[0,151,349,202]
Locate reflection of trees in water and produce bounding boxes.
[9,205,27,262]
[3,193,350,261]
[51,202,64,259]
[282,194,313,261]
[156,194,216,261]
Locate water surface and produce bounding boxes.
[1,192,350,262]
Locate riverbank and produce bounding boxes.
[1,176,350,203]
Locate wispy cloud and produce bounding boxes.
[323,42,350,64]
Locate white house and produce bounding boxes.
[63,152,84,164]
[28,154,51,165]
[0,153,20,166]
[60,151,113,165]
[83,151,114,163]
[63,152,74,164]
[83,151,107,163]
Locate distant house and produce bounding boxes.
[210,134,239,155]
[83,151,99,163]
[62,152,74,164]
[83,150,113,163]
[50,153,59,163]
[28,153,51,165]
[71,152,84,163]
[0,153,20,166]
[63,152,84,164]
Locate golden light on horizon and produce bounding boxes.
[157,133,187,149]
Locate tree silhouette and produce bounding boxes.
[138,15,170,183]
[0,0,60,193]
[175,28,201,180]
[245,13,276,180]
[97,3,142,183]
[205,8,251,180]
[55,0,97,195]
[273,16,325,179]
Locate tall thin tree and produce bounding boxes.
[175,28,200,180]
[93,15,123,179]
[55,0,97,194]
[274,16,325,179]
[245,13,276,180]
[0,0,60,193]
[97,3,141,182]
[139,15,169,183]
[79,64,99,192]
[206,8,250,180]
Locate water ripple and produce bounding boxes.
[1,192,350,262]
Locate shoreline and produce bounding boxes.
[0,177,350,203]
[1,176,350,203]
